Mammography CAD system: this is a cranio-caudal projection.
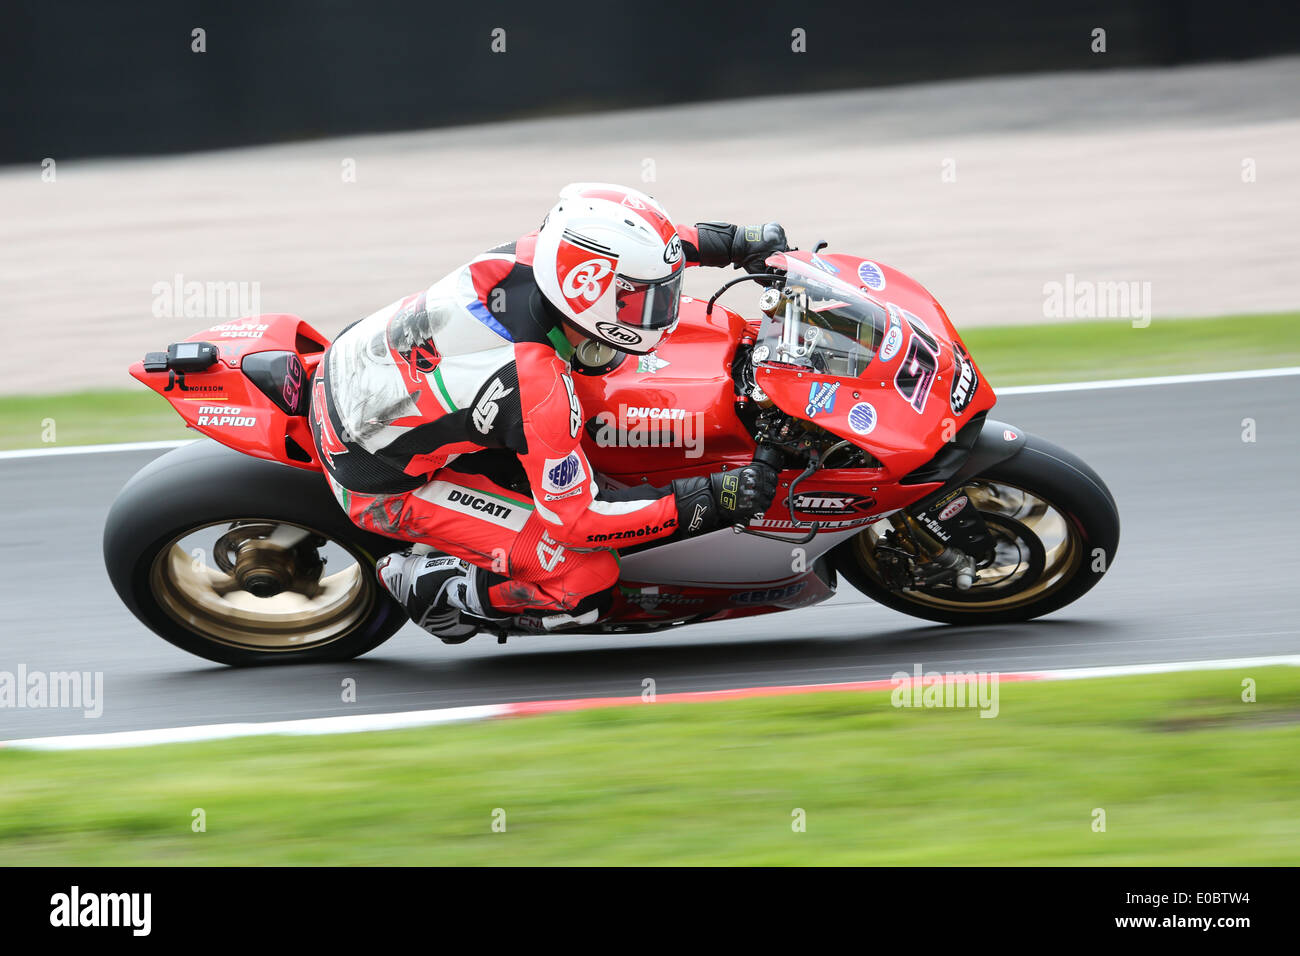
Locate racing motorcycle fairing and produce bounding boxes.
[753,252,997,480]
[130,313,327,471]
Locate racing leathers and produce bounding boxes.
[309,221,783,624]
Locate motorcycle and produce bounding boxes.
[103,247,1120,665]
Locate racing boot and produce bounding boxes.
[376,551,484,644]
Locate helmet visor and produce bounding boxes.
[614,269,682,330]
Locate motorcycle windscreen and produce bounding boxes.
[614,270,682,330]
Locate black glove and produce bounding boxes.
[694,222,789,273]
[671,461,780,537]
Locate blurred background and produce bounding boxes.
[2,0,1299,392]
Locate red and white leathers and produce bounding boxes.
[309,222,724,620]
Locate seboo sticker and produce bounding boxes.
[846,402,877,435]
[857,260,886,291]
[542,452,587,495]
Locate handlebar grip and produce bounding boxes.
[752,444,783,471]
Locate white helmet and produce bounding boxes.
[534,183,685,355]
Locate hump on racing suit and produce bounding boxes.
[313,227,723,552]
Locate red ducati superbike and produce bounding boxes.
[104,248,1120,665]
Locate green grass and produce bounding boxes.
[1,311,1296,451]
[2,667,1297,865]
[0,389,191,450]
[961,310,1300,385]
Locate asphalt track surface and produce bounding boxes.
[2,376,1298,740]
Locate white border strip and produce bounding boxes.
[0,439,193,461]
[997,366,1300,396]
[2,367,1296,461]
[3,654,1296,751]
[0,704,506,751]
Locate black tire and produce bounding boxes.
[103,440,409,666]
[833,432,1120,625]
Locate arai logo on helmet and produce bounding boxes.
[663,234,683,264]
[621,194,647,211]
[857,260,886,291]
[595,322,644,347]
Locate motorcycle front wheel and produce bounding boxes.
[834,432,1120,625]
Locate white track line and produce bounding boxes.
[0,704,505,751]
[997,365,1300,395]
[1,366,1295,461]
[3,654,1296,751]
[0,439,193,460]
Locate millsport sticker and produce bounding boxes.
[857,260,886,291]
[542,452,586,495]
[846,402,877,435]
[805,381,840,417]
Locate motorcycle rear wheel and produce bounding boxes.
[103,441,408,666]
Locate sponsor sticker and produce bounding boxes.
[791,493,877,516]
[811,253,840,275]
[542,452,586,495]
[1003,429,1019,442]
[420,482,529,531]
[880,306,905,362]
[196,406,256,427]
[938,495,968,521]
[730,583,806,605]
[846,401,877,435]
[949,344,979,415]
[637,353,669,374]
[857,260,886,291]
[595,321,643,347]
[586,518,677,543]
[805,381,840,417]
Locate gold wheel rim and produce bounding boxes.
[149,520,375,651]
[852,481,1083,612]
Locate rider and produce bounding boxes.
[309,183,786,640]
